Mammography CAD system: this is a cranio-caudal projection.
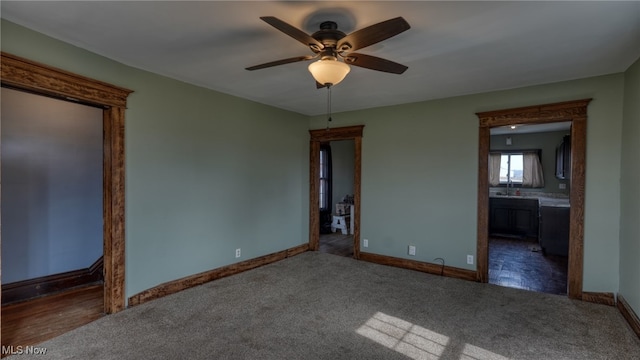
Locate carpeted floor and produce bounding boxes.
[10,252,640,359]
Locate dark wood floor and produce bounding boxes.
[1,284,104,356]
[319,232,354,257]
[489,237,568,295]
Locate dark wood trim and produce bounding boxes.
[476,99,591,299]
[309,125,365,142]
[309,125,364,259]
[568,116,586,300]
[128,243,309,307]
[582,292,616,306]
[0,52,130,108]
[360,252,478,282]
[617,294,640,339]
[476,99,592,127]
[477,126,490,283]
[310,141,321,251]
[1,52,132,314]
[1,257,104,305]
[89,256,104,277]
[353,136,362,260]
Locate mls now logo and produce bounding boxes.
[2,345,48,356]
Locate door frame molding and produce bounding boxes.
[309,125,363,259]
[476,99,591,299]
[0,52,132,313]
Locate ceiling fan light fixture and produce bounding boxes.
[308,59,351,86]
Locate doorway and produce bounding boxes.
[476,99,591,299]
[486,124,571,295]
[309,125,363,259]
[0,52,131,315]
[318,139,356,257]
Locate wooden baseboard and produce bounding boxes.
[617,294,640,339]
[359,252,477,282]
[582,292,616,306]
[128,243,309,307]
[1,256,104,305]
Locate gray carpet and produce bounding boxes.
[13,252,640,359]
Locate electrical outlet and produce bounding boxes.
[235,248,241,258]
[408,245,416,256]
[467,255,474,265]
[363,239,369,248]
[559,183,566,190]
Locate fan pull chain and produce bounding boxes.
[326,85,332,130]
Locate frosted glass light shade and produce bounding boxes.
[308,59,351,86]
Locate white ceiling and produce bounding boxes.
[2,1,639,116]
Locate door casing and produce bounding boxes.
[309,125,363,258]
[0,52,132,313]
[476,99,591,299]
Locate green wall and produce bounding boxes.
[310,73,625,294]
[331,140,355,210]
[2,19,636,305]
[620,57,640,316]
[1,20,310,300]
[490,131,571,195]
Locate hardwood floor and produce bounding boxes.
[1,284,104,356]
[319,232,354,257]
[489,237,568,295]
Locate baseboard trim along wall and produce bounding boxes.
[582,292,616,306]
[617,294,640,339]
[1,256,104,305]
[359,252,477,282]
[128,243,309,307]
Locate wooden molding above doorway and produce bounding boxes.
[309,125,364,259]
[0,52,132,313]
[476,99,591,300]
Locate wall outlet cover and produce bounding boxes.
[467,255,474,265]
[363,239,369,248]
[235,248,241,258]
[408,245,416,256]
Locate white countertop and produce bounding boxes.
[490,193,570,208]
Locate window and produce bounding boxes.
[499,153,523,184]
[319,144,332,210]
[490,150,544,188]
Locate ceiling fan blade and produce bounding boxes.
[343,53,408,74]
[338,17,410,52]
[260,16,324,50]
[246,55,316,71]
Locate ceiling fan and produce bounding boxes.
[246,16,411,87]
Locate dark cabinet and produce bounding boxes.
[555,135,571,179]
[489,197,539,238]
[539,206,570,256]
